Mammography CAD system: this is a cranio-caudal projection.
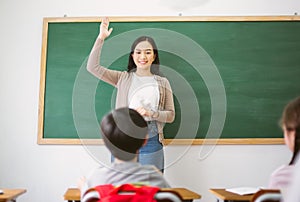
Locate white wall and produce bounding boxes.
[1,0,299,201]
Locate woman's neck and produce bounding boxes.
[135,68,153,76]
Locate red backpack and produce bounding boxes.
[84,184,160,202]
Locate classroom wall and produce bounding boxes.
[1,0,299,201]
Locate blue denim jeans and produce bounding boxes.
[138,121,164,173]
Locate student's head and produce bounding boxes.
[280,96,300,165]
[100,107,148,161]
[127,36,161,75]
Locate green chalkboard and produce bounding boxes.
[38,16,300,145]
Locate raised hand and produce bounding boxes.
[98,17,113,40]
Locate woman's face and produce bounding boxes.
[131,41,156,69]
[283,124,296,152]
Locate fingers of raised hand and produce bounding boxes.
[101,17,109,27]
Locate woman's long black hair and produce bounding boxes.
[280,96,300,165]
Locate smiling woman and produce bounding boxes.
[86,17,175,173]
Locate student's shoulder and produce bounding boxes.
[143,165,170,187]
[271,164,294,176]
[269,164,295,187]
[139,164,158,170]
[139,165,164,176]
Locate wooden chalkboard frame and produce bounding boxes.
[38,16,300,145]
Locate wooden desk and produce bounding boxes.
[210,188,253,202]
[161,188,201,201]
[64,187,201,202]
[0,189,26,202]
[209,188,280,202]
[64,188,80,202]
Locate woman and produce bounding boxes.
[268,96,300,190]
[86,17,175,172]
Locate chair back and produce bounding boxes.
[82,184,182,202]
[251,189,281,202]
[154,191,182,202]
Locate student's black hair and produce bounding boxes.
[280,96,300,165]
[127,36,162,76]
[100,107,148,161]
